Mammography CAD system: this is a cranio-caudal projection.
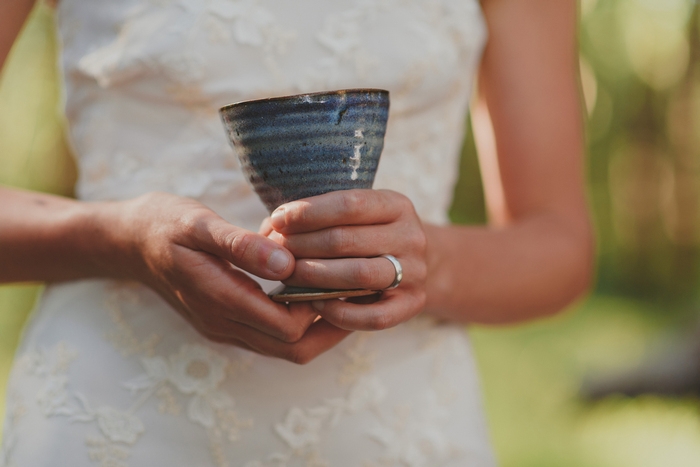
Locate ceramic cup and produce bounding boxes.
[219,89,390,302]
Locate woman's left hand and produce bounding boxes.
[263,189,428,331]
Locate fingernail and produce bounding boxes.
[312,300,325,311]
[271,207,286,229]
[267,249,290,274]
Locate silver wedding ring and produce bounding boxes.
[380,254,403,290]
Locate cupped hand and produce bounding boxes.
[263,189,428,331]
[111,192,351,363]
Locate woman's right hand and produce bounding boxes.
[108,192,351,363]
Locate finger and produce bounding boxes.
[284,257,403,291]
[181,298,318,349]
[218,299,319,344]
[205,274,318,342]
[270,189,411,234]
[190,216,294,280]
[150,287,266,353]
[168,280,349,364]
[171,248,318,341]
[237,319,352,364]
[258,217,273,236]
[268,224,399,258]
[311,292,425,331]
[208,299,320,344]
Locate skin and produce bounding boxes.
[0,0,593,364]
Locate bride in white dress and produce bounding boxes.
[0,0,591,465]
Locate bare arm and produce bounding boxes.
[0,1,91,283]
[0,4,142,284]
[424,0,593,323]
[0,187,120,283]
[270,0,593,327]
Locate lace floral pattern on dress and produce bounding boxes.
[3,280,487,466]
[11,342,143,467]
[11,338,255,467]
[76,0,297,106]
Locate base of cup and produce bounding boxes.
[268,285,381,303]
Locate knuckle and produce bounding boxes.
[414,261,428,284]
[177,211,203,238]
[225,231,255,263]
[279,323,306,344]
[286,201,311,227]
[268,231,288,248]
[284,345,313,365]
[231,277,259,298]
[351,261,377,289]
[340,190,367,217]
[137,191,168,208]
[291,263,314,284]
[400,195,414,212]
[295,351,315,365]
[404,226,427,252]
[328,227,355,254]
[413,290,427,310]
[385,191,409,214]
[334,305,349,329]
[369,310,389,331]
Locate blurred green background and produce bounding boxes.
[5,1,700,465]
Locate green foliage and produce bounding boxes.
[580,0,700,302]
[0,3,75,194]
[472,295,700,467]
[449,117,486,225]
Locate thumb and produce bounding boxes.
[193,216,295,280]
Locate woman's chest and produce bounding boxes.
[57,0,486,109]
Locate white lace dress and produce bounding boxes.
[1,1,496,466]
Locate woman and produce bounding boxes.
[0,0,592,465]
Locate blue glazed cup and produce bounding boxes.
[219,89,390,213]
[219,89,390,302]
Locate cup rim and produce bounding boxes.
[219,88,389,113]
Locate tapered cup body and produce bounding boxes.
[219,89,390,213]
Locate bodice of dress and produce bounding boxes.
[56,0,486,228]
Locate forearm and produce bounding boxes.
[0,186,127,283]
[429,0,592,324]
[424,211,593,324]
